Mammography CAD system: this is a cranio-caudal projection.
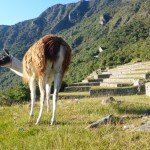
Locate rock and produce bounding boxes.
[145,82,150,96]
[99,14,111,25]
[135,121,150,132]
[68,0,89,23]
[123,124,135,130]
[101,97,115,105]
[132,79,145,94]
[99,46,103,53]
[86,115,144,129]
[86,115,114,128]
[114,17,122,28]
[99,16,106,25]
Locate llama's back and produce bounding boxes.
[23,34,71,84]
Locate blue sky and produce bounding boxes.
[0,0,79,25]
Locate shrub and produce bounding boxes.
[0,83,30,106]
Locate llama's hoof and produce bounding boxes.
[35,121,39,125]
[51,120,56,125]
[29,114,34,119]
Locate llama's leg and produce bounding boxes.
[51,45,64,125]
[45,64,53,112]
[46,83,51,112]
[29,77,36,118]
[51,72,62,125]
[46,76,53,112]
[35,77,46,125]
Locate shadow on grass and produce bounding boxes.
[28,120,75,126]
[112,103,150,116]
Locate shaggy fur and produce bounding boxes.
[23,34,71,84]
[22,34,71,125]
[0,35,71,125]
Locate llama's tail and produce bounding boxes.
[61,38,72,74]
[43,34,72,74]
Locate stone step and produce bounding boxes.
[82,79,103,83]
[64,86,91,92]
[94,74,111,79]
[90,86,139,97]
[103,69,150,75]
[107,63,150,71]
[100,82,133,87]
[115,66,150,72]
[104,67,150,73]
[110,73,150,79]
[70,82,100,86]
[86,76,94,80]
[117,62,150,68]
[103,78,135,83]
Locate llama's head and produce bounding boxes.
[0,49,12,68]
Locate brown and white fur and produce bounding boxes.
[0,34,71,125]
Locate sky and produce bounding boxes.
[0,0,79,25]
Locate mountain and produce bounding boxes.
[0,0,150,90]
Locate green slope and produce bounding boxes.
[0,0,150,90]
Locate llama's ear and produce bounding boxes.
[0,49,12,67]
[3,49,10,56]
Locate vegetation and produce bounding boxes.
[60,0,150,83]
[1,1,150,149]
[58,91,89,96]
[0,83,30,106]
[0,82,68,106]
[0,95,150,149]
[0,0,150,91]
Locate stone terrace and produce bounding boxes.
[59,61,150,99]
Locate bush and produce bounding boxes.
[0,83,30,106]
[0,81,68,106]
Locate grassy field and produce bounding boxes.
[0,95,150,149]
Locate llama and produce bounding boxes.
[0,49,23,77]
[0,34,71,125]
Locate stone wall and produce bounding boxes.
[145,82,150,96]
[90,87,138,97]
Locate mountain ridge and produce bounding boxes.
[0,0,150,90]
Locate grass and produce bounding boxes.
[58,92,90,96]
[0,95,150,149]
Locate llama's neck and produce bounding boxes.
[10,56,23,77]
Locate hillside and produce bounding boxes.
[0,0,150,90]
